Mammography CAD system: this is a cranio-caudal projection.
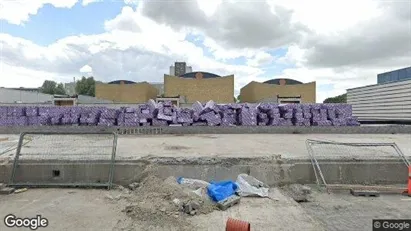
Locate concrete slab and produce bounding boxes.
[0,134,410,161]
[0,188,325,231]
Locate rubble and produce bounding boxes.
[120,167,217,230]
[284,184,312,203]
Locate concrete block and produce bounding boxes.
[217,195,241,211]
[0,187,15,195]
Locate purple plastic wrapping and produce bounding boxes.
[0,103,361,127]
[98,118,116,126]
[101,109,118,119]
[124,118,140,127]
[26,107,39,117]
[152,119,168,126]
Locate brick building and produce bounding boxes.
[164,72,235,103]
[240,78,316,103]
[95,80,158,103]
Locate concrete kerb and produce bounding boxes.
[1,157,408,187]
[0,125,411,134]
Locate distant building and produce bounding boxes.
[240,78,316,103]
[164,71,234,103]
[377,66,411,84]
[0,88,52,103]
[149,82,165,96]
[95,80,158,103]
[169,62,192,76]
[347,66,411,122]
[6,87,40,92]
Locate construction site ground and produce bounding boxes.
[0,134,410,160]
[1,186,410,231]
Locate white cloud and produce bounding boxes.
[0,0,410,103]
[79,64,92,73]
[247,52,274,67]
[0,0,78,25]
[82,0,102,6]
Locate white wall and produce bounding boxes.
[347,79,411,121]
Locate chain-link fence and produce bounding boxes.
[306,139,410,188]
[9,131,117,189]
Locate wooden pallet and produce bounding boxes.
[350,189,380,197]
[326,184,406,194]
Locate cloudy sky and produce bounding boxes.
[0,0,410,102]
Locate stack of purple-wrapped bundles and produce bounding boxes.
[98,108,118,126]
[218,103,240,126]
[120,107,139,127]
[199,101,222,126]
[238,103,257,126]
[0,106,28,126]
[0,102,360,127]
[176,108,193,126]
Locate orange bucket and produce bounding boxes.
[226,218,251,231]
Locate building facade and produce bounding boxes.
[347,79,411,122]
[240,78,316,103]
[95,80,158,103]
[164,72,234,103]
[377,66,411,84]
[0,88,53,103]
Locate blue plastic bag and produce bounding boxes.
[207,181,238,202]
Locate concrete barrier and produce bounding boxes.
[1,158,408,186]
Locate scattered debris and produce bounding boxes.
[128,182,140,191]
[284,184,312,203]
[236,174,269,198]
[177,177,210,190]
[217,195,241,211]
[0,187,15,195]
[14,188,28,194]
[350,189,380,197]
[120,166,217,231]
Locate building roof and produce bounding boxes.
[107,80,136,84]
[263,78,303,85]
[179,72,221,78]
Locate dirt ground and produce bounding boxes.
[1,186,410,231]
[1,134,410,161]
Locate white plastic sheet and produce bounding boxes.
[236,174,269,197]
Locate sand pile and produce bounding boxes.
[120,167,216,231]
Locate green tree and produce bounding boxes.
[55,83,66,95]
[236,95,241,103]
[75,76,96,96]
[323,93,347,103]
[40,80,66,95]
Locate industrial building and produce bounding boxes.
[0,88,113,106]
[164,71,235,104]
[347,66,411,122]
[240,78,316,103]
[95,80,158,103]
[0,88,52,104]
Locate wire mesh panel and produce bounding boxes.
[306,139,410,187]
[9,131,117,189]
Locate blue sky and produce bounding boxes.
[1,1,124,45]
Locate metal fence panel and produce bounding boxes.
[306,139,409,188]
[9,131,117,189]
